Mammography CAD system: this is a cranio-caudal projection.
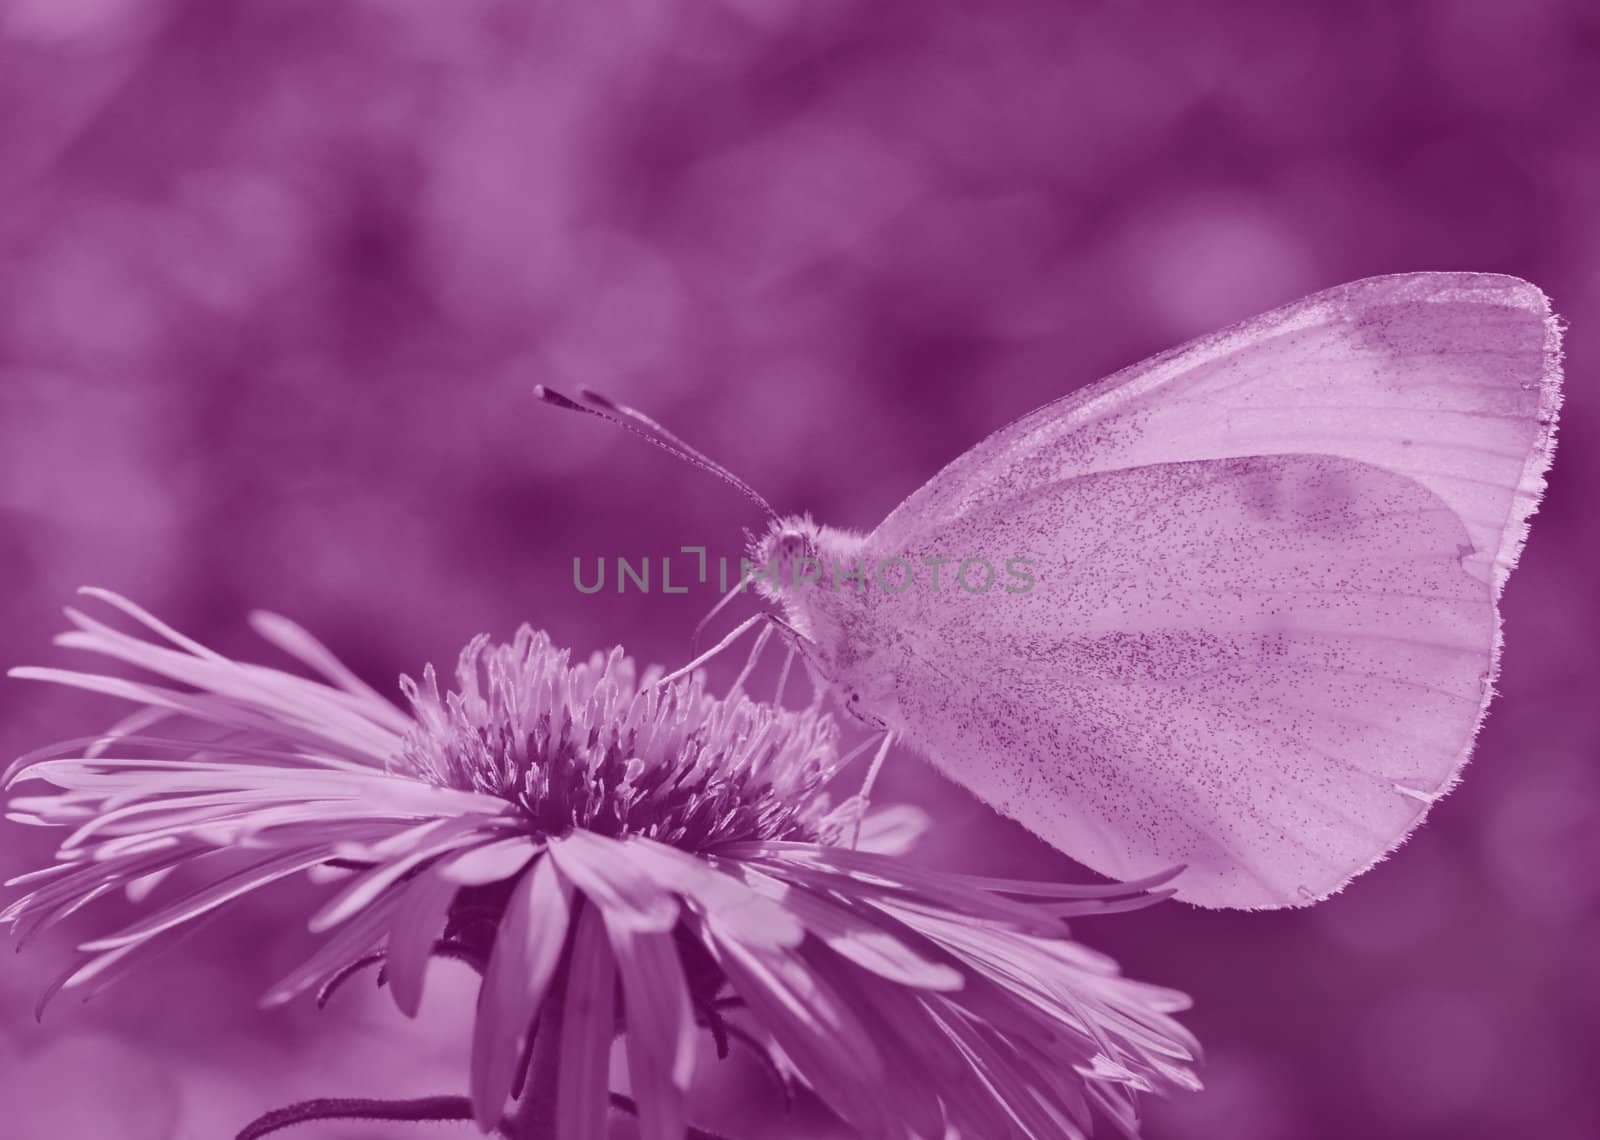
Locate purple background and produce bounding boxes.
[3,2,1598,1138]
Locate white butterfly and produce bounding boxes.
[543,272,1563,909]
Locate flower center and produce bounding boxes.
[395,627,843,850]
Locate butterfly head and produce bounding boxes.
[747,515,821,603]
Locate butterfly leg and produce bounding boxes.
[652,614,768,690]
[859,731,896,804]
[727,621,775,695]
[795,636,829,712]
[747,614,827,711]
[848,731,896,848]
[772,640,796,707]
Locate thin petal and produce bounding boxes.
[557,904,616,1140]
[937,1011,1093,1140]
[308,826,484,933]
[74,588,228,662]
[384,860,466,1018]
[124,867,174,903]
[470,855,573,1131]
[59,600,406,757]
[79,848,336,951]
[625,838,801,948]
[699,920,886,1134]
[793,947,950,1140]
[853,805,931,856]
[735,847,1068,934]
[437,836,540,885]
[262,891,402,1007]
[247,609,415,732]
[759,874,963,992]
[936,865,1184,900]
[380,840,539,1019]
[548,832,677,933]
[605,923,694,1140]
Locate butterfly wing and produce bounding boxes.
[872,273,1560,596]
[851,273,1561,909]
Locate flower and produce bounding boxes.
[6,589,1200,1140]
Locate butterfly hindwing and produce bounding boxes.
[836,453,1489,907]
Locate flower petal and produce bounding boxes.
[385,859,467,1018]
[759,875,963,992]
[557,903,616,1140]
[79,847,337,951]
[935,1009,1093,1140]
[247,609,415,732]
[605,922,695,1140]
[308,829,482,934]
[625,838,802,948]
[852,805,930,856]
[262,890,402,1007]
[470,854,573,1131]
[548,832,678,933]
[700,919,887,1134]
[735,846,1068,934]
[801,956,953,1140]
[437,836,540,886]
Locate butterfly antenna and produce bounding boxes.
[534,384,779,522]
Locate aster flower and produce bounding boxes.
[5,589,1200,1140]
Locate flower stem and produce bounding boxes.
[503,1003,562,1139]
[235,1095,471,1139]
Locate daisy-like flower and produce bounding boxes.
[5,590,1200,1140]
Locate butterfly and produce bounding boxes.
[539,272,1563,909]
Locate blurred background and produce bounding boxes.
[2,1,1597,1137]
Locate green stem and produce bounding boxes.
[499,1001,743,1140]
[503,1002,562,1140]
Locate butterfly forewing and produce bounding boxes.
[872,273,1560,596]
